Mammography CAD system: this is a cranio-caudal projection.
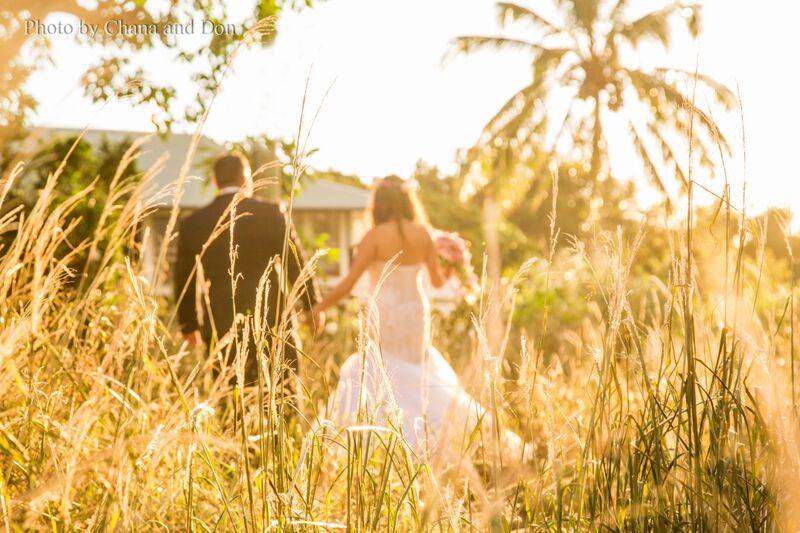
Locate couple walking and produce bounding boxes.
[174,152,522,455]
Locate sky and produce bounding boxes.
[26,0,800,218]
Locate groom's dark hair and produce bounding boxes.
[213,152,250,188]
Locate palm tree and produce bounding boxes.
[460,140,537,356]
[451,0,736,194]
[451,1,735,355]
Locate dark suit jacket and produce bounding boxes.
[173,194,319,352]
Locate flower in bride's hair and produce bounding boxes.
[376,175,418,192]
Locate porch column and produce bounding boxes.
[338,210,350,275]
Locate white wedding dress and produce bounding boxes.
[329,261,523,457]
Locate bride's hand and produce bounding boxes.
[440,262,453,280]
[309,305,326,336]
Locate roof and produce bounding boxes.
[37,127,224,208]
[293,179,370,211]
[34,127,370,211]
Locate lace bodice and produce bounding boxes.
[331,260,525,457]
[367,261,430,363]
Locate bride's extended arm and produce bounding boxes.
[312,230,377,317]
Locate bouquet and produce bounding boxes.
[433,230,479,298]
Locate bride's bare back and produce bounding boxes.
[370,220,431,264]
[313,219,447,314]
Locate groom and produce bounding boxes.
[173,152,321,385]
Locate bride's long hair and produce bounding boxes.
[370,175,428,239]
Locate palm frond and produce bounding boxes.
[544,92,578,152]
[654,68,737,111]
[609,0,633,24]
[646,121,689,189]
[628,120,668,194]
[672,110,716,169]
[616,2,701,48]
[533,47,573,79]
[481,82,543,143]
[447,35,546,60]
[482,53,571,144]
[686,4,703,37]
[627,68,730,155]
[496,2,564,35]
[566,0,602,34]
[505,99,549,145]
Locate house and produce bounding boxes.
[36,128,370,293]
[291,179,371,277]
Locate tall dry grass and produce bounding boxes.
[1,58,798,528]
[0,130,797,531]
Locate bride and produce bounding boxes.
[311,175,522,458]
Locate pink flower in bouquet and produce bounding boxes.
[435,231,468,266]
[433,230,478,297]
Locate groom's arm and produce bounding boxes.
[174,219,200,336]
[289,227,321,312]
[280,216,320,312]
